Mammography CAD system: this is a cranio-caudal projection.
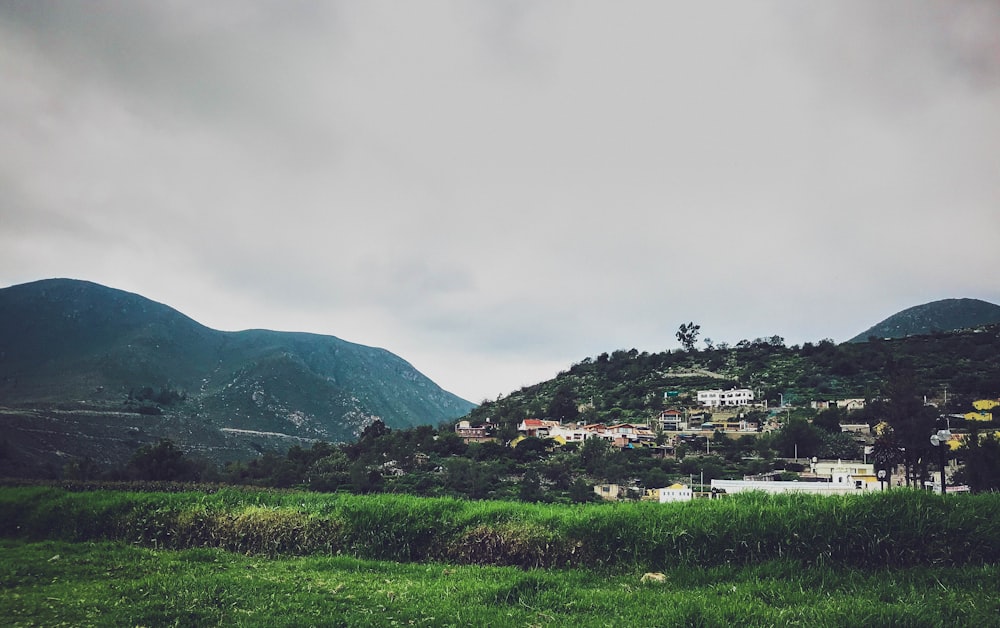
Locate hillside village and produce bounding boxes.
[2,280,999,501]
[454,386,1000,502]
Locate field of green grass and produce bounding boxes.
[2,486,999,625]
[3,540,998,627]
[3,486,998,569]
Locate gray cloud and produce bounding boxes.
[2,1,998,401]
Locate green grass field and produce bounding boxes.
[3,540,998,627]
[2,486,1000,625]
[3,486,999,569]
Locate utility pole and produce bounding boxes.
[930,425,950,496]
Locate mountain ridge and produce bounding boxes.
[849,298,1000,343]
[0,278,474,470]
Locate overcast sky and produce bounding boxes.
[2,1,999,403]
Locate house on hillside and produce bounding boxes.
[514,419,597,443]
[516,418,561,437]
[645,483,692,503]
[594,483,624,501]
[698,388,754,408]
[546,423,591,444]
[966,400,999,422]
[454,420,496,444]
[606,423,656,447]
[811,460,877,489]
[974,399,999,411]
[658,408,687,431]
[703,419,759,432]
[580,423,609,439]
[812,399,866,412]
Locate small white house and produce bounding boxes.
[651,483,693,503]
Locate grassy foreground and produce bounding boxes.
[3,486,1000,570]
[3,539,998,627]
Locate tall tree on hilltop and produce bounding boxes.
[676,322,701,352]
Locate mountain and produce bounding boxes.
[849,298,1000,343]
[465,326,1000,434]
[0,279,475,471]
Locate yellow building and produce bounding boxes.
[973,399,999,411]
[967,399,999,422]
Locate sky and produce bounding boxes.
[2,1,999,403]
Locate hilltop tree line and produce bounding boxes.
[466,324,1000,430]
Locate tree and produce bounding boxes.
[675,442,689,460]
[518,469,544,502]
[579,437,610,474]
[813,407,846,433]
[307,450,350,492]
[954,428,1000,492]
[883,366,937,487]
[642,467,671,489]
[818,431,863,459]
[349,461,383,494]
[127,439,198,482]
[513,437,549,462]
[569,478,597,503]
[772,417,824,459]
[676,322,701,352]
[547,384,579,423]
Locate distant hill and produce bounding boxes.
[465,326,1000,436]
[0,279,474,471]
[849,298,1000,343]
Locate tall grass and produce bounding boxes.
[2,486,997,570]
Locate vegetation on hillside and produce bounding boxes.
[0,279,474,428]
[4,322,999,497]
[467,325,1000,429]
[849,297,1000,342]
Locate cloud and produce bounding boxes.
[2,1,998,402]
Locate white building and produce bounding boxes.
[811,460,876,489]
[811,399,866,411]
[698,388,755,407]
[658,409,687,431]
[648,483,693,503]
[710,477,881,496]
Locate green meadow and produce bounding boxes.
[2,486,999,626]
[4,540,998,627]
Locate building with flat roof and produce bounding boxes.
[697,388,754,407]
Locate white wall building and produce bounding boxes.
[710,477,881,496]
[698,388,755,407]
[650,483,693,503]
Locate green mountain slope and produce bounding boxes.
[465,328,1000,432]
[0,279,474,469]
[849,298,1000,343]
